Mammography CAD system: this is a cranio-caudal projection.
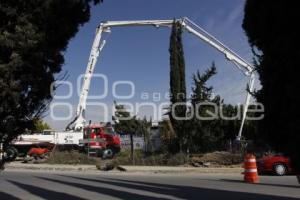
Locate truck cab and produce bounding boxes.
[83,123,120,158]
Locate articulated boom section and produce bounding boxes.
[68,17,255,141]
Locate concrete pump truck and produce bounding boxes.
[1,17,255,161]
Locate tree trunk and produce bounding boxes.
[144,133,148,153]
[130,133,134,165]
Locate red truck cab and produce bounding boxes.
[83,123,120,158]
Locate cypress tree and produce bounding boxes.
[243,0,300,171]
[169,21,187,152]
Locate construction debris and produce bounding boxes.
[190,151,243,167]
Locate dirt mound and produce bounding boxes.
[190,151,243,167]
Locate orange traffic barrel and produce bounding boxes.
[244,153,259,183]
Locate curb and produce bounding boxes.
[5,163,243,174]
[119,166,244,174]
[5,163,98,172]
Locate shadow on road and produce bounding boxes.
[6,180,87,200]
[36,176,166,200]
[219,179,300,189]
[0,191,20,200]
[34,175,299,200]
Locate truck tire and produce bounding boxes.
[274,164,287,176]
[102,147,114,159]
[5,146,18,161]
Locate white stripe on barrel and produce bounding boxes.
[245,159,256,162]
[245,169,257,173]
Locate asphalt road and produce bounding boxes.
[0,170,299,200]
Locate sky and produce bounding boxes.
[44,0,258,130]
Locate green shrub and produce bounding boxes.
[166,153,188,166]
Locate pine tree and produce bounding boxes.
[189,62,224,152]
[0,0,103,163]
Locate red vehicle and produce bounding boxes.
[27,147,49,157]
[83,123,120,158]
[257,154,293,176]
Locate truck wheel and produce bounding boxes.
[274,164,287,176]
[102,147,114,159]
[5,146,18,161]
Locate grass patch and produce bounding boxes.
[112,150,242,167]
[46,150,98,165]
[112,150,188,166]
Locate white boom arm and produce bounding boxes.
[68,17,255,141]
